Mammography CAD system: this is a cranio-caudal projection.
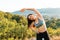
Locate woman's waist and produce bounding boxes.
[37,26,47,33]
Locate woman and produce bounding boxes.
[20,8,50,40]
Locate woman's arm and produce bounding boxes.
[29,22,36,32]
[29,22,40,33]
[33,9,44,20]
[20,8,43,19]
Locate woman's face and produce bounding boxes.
[28,15,37,20]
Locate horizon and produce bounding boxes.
[12,8,60,18]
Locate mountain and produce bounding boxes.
[12,8,60,18]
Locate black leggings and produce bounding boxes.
[37,31,50,40]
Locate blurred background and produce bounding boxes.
[0,0,60,40]
[0,8,60,40]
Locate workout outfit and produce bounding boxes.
[34,18,50,40]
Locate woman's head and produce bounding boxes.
[27,14,37,27]
[27,14,37,20]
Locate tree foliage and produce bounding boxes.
[0,11,60,40]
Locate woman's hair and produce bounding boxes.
[27,14,35,27]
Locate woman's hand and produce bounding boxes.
[20,8,35,12]
[20,8,43,19]
[25,8,35,11]
[20,8,26,12]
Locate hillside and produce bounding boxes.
[0,11,60,40]
[13,8,60,18]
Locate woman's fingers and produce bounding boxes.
[25,8,35,11]
[20,8,25,12]
[20,8,36,12]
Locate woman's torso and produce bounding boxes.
[34,18,47,33]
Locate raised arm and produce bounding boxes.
[20,8,43,19]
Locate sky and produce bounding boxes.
[0,0,60,12]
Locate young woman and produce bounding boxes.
[20,8,50,40]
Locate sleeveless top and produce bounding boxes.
[34,18,43,28]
